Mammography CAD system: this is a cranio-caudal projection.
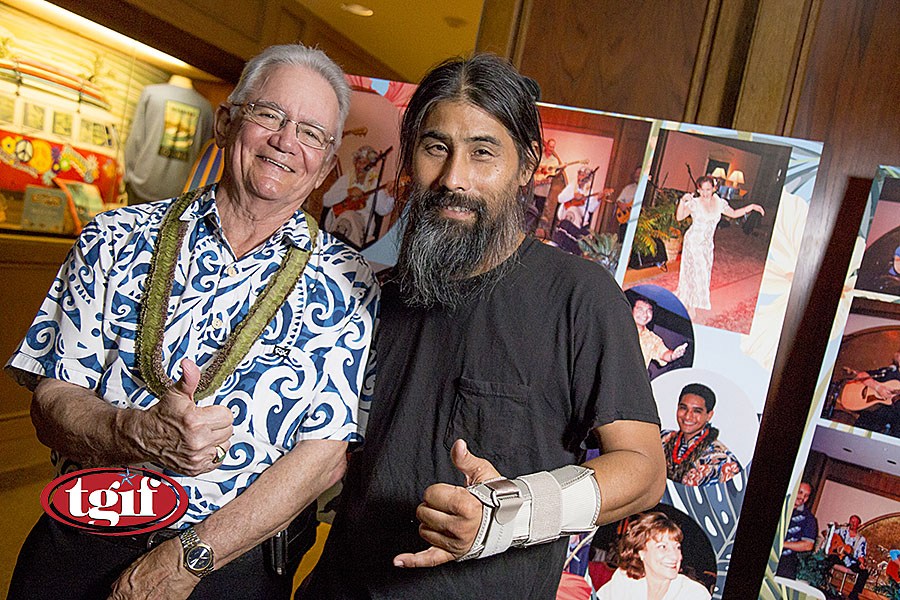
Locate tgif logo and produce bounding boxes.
[40,467,188,535]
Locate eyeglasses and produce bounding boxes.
[238,102,335,150]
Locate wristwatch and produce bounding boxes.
[179,527,215,578]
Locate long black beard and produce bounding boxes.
[396,184,525,309]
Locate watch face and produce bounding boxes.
[186,545,213,571]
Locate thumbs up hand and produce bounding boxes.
[393,439,501,568]
[136,358,234,476]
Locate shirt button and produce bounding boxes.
[224,265,238,277]
[212,316,224,329]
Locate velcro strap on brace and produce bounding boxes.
[457,465,600,561]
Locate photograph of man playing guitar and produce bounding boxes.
[824,516,869,600]
[321,143,395,248]
[838,348,900,437]
[527,137,592,235]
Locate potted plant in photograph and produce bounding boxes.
[796,551,839,598]
[633,188,688,261]
[579,231,621,274]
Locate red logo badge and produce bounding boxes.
[40,467,189,535]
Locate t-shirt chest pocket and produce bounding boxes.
[444,377,533,465]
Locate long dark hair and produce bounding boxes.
[398,54,543,205]
[696,175,715,190]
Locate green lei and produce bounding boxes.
[136,188,318,401]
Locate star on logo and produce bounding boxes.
[118,467,138,487]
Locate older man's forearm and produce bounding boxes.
[193,438,347,566]
[32,369,234,475]
[31,377,147,466]
[109,438,349,598]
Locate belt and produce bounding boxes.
[73,525,182,550]
[132,527,182,550]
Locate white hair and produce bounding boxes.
[227,44,351,134]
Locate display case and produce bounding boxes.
[0,0,224,237]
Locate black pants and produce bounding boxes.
[825,554,869,597]
[8,514,295,600]
[775,551,802,579]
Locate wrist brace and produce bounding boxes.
[457,464,601,561]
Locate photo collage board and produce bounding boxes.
[325,75,823,599]
[760,166,900,600]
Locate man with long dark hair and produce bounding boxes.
[304,54,665,599]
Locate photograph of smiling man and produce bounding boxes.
[660,383,742,488]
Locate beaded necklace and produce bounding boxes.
[136,188,318,401]
[670,427,710,465]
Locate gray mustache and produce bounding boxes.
[421,191,486,215]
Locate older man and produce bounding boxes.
[322,144,395,248]
[5,44,377,600]
[555,166,599,228]
[826,515,869,600]
[304,54,665,600]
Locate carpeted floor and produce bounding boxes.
[625,221,771,334]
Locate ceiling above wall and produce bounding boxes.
[811,425,900,478]
[297,0,484,83]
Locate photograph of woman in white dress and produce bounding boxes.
[675,176,765,316]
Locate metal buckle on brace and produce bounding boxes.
[485,479,523,525]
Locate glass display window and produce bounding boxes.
[0,0,222,236]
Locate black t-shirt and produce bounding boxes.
[306,238,659,599]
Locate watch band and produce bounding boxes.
[179,526,215,578]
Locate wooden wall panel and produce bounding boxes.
[476,0,526,58]
[266,4,403,80]
[514,0,709,120]
[123,0,266,59]
[725,1,900,597]
[731,0,816,134]
[0,236,71,474]
[693,0,760,127]
[0,236,71,415]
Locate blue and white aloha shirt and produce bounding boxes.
[833,526,867,568]
[7,184,378,526]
